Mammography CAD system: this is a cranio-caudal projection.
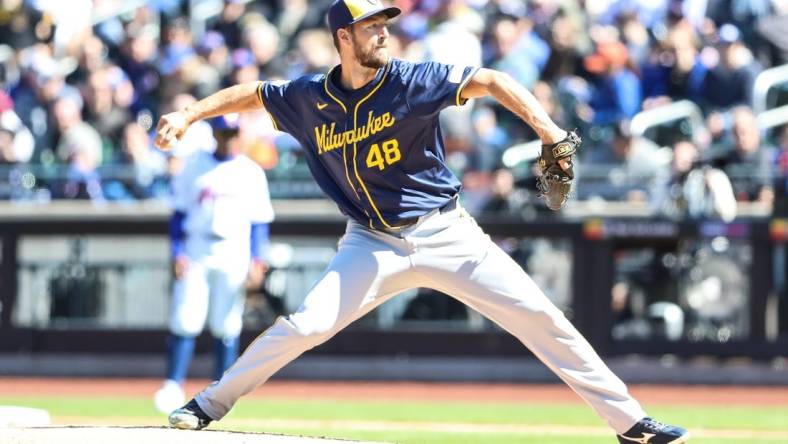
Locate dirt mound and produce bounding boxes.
[0,426,388,444]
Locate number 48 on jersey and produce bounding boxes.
[366,139,401,171]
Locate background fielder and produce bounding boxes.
[155,1,689,442]
[153,113,274,414]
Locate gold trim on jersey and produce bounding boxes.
[352,62,393,228]
[455,67,480,107]
[258,82,280,131]
[322,67,358,201]
[323,68,348,113]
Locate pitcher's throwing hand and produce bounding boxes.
[155,111,190,150]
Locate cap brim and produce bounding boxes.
[348,6,401,26]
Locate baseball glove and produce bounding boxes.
[536,130,581,211]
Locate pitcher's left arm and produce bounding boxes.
[461,68,580,210]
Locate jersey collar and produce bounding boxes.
[324,59,392,109]
[212,151,238,162]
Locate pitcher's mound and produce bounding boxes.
[0,426,388,444]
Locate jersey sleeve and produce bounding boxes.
[258,80,302,136]
[406,62,479,116]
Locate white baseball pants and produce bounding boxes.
[195,204,645,433]
[169,238,249,340]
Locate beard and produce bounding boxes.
[351,34,388,69]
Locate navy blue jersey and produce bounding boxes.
[259,58,478,229]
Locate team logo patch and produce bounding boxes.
[314,111,396,154]
[552,142,575,158]
[618,433,655,443]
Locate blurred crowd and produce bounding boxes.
[0,0,787,219]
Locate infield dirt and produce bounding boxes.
[0,426,387,444]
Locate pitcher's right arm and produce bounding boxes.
[155,82,264,150]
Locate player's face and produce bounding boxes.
[350,15,390,69]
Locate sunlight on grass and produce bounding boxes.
[1,395,786,444]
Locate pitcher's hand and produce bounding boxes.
[155,111,190,150]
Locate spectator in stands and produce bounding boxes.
[104,122,168,200]
[618,11,651,66]
[65,34,107,86]
[211,0,248,50]
[11,46,79,161]
[0,0,54,48]
[582,121,668,202]
[480,168,529,216]
[198,31,231,81]
[651,139,737,222]
[641,22,706,103]
[53,94,102,166]
[706,0,773,46]
[541,13,585,82]
[0,91,34,164]
[159,18,210,102]
[488,11,540,89]
[583,40,642,126]
[82,66,133,154]
[471,106,509,172]
[423,0,484,69]
[35,0,93,59]
[117,24,160,116]
[273,0,332,46]
[754,0,788,68]
[243,17,284,78]
[485,10,543,143]
[704,110,729,152]
[595,0,670,29]
[228,48,260,85]
[294,29,338,75]
[700,23,761,112]
[50,95,103,200]
[719,106,775,206]
[418,1,484,173]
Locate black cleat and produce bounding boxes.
[168,398,213,430]
[617,417,689,443]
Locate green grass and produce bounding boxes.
[2,395,787,443]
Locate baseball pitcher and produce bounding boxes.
[154,1,688,442]
[153,113,274,414]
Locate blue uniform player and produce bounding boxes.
[155,1,688,442]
